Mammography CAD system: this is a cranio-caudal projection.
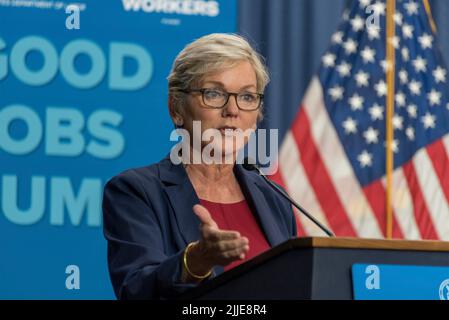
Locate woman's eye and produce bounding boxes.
[205,90,224,99]
[240,93,256,102]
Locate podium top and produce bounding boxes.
[178,237,449,299]
[291,237,449,252]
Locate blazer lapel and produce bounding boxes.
[158,157,225,276]
[158,157,200,245]
[234,164,286,247]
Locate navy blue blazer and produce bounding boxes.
[102,156,297,300]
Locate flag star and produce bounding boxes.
[348,93,364,111]
[406,126,415,141]
[381,59,393,72]
[407,104,418,118]
[372,1,386,15]
[332,31,344,44]
[359,0,371,8]
[337,62,352,77]
[369,104,384,120]
[343,39,358,55]
[408,80,422,95]
[363,127,379,144]
[367,26,380,40]
[447,103,449,111]
[343,117,358,134]
[355,71,370,87]
[395,91,406,107]
[390,36,400,49]
[329,86,344,101]
[394,12,403,25]
[358,150,373,168]
[402,24,414,39]
[342,9,350,21]
[418,33,434,49]
[412,56,427,72]
[401,47,410,61]
[391,140,399,153]
[405,1,419,15]
[399,69,409,84]
[322,53,336,67]
[385,140,400,153]
[393,114,404,130]
[361,46,376,63]
[421,112,436,129]
[375,80,387,97]
[427,89,442,106]
[350,15,365,32]
[433,66,447,83]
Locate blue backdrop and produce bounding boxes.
[0,0,236,299]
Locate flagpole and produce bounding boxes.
[423,0,437,34]
[385,0,396,239]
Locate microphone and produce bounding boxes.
[242,157,334,237]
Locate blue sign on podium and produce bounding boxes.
[352,263,449,300]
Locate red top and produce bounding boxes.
[200,199,270,271]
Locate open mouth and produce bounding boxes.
[218,126,238,136]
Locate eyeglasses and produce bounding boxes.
[179,88,264,111]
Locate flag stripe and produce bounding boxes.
[291,107,356,236]
[363,180,405,239]
[301,77,383,238]
[279,132,331,236]
[415,147,449,240]
[390,169,421,240]
[442,134,449,157]
[426,137,449,207]
[402,161,439,239]
[269,165,306,237]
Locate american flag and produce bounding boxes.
[271,0,449,240]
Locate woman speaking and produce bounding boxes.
[102,33,297,300]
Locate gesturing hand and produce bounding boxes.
[185,204,250,276]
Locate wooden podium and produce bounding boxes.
[179,237,449,300]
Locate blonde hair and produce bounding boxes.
[168,33,269,117]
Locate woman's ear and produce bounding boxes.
[168,95,176,118]
[257,110,264,122]
[168,96,184,127]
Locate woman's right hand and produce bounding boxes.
[185,204,250,277]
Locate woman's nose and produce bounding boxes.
[222,94,239,116]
